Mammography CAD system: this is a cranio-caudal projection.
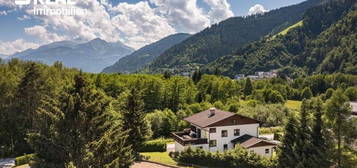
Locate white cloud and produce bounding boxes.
[0,10,7,15]
[248,4,268,15]
[17,15,31,21]
[204,0,234,24]
[1,0,236,52]
[111,1,176,48]
[0,39,39,55]
[24,25,67,43]
[149,0,210,33]
[0,0,16,7]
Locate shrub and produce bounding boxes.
[176,146,276,168]
[15,154,36,166]
[138,139,167,152]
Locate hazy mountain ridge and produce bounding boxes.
[9,38,134,73]
[102,33,191,73]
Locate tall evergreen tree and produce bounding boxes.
[243,78,253,97]
[15,63,47,154]
[296,99,312,168]
[28,73,134,168]
[278,116,299,168]
[325,89,352,168]
[309,98,331,168]
[120,82,150,154]
[192,69,202,84]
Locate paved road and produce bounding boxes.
[131,161,173,168]
[0,158,15,168]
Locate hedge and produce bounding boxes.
[175,146,276,168]
[138,139,167,152]
[15,154,36,166]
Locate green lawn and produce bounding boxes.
[270,21,303,40]
[140,152,178,166]
[285,100,302,111]
[15,164,29,168]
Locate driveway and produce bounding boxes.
[131,161,174,168]
[0,158,15,168]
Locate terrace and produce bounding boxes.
[171,129,208,146]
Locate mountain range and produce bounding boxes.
[203,0,356,77]
[8,39,134,73]
[145,0,324,73]
[102,33,191,73]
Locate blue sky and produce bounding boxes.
[0,0,305,56]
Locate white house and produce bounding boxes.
[350,102,357,118]
[172,108,277,158]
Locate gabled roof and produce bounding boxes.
[184,108,259,128]
[231,134,277,148]
[351,102,357,115]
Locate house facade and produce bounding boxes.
[172,108,277,158]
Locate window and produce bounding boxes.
[209,128,216,133]
[223,144,228,151]
[221,130,228,137]
[232,119,238,124]
[234,129,240,136]
[209,140,217,147]
[265,149,270,154]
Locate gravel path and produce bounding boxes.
[131,161,174,168]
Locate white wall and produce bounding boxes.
[248,145,275,158]
[207,124,259,152]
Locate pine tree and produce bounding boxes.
[15,63,47,154]
[243,78,253,97]
[192,69,202,84]
[309,98,331,168]
[295,99,312,167]
[120,82,150,154]
[278,116,299,168]
[325,89,351,168]
[86,104,134,168]
[28,73,134,168]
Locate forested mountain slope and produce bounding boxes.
[102,33,191,73]
[146,0,323,73]
[204,0,356,78]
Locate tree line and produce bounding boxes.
[0,59,357,167]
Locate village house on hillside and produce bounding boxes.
[172,108,277,158]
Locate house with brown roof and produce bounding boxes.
[172,108,277,158]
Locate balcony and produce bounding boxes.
[171,130,208,146]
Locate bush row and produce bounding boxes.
[174,146,276,168]
[138,139,167,152]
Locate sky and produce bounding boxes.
[0,0,306,56]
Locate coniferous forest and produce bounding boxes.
[0,0,357,168]
[0,59,356,167]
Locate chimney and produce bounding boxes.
[208,107,216,117]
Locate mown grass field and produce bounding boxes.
[285,100,302,111]
[140,152,177,166]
